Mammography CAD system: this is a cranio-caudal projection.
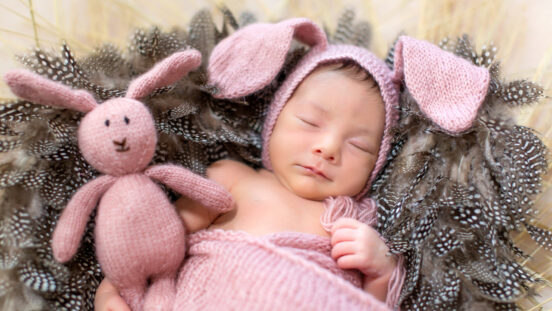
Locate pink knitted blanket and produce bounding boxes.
[174,229,390,310]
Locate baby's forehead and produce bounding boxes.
[289,69,385,125]
[294,64,383,101]
[305,61,380,91]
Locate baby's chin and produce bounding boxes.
[276,171,363,201]
[282,181,327,202]
[290,184,357,202]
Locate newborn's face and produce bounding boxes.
[269,67,385,201]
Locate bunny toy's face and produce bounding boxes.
[78,98,157,176]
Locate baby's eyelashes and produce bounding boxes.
[297,116,319,127]
[349,139,373,153]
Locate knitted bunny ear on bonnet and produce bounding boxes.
[208,18,399,200]
[207,19,490,200]
[392,36,490,133]
[208,18,328,98]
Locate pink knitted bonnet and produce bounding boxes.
[208,18,489,200]
[261,45,399,199]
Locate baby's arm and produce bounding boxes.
[174,194,220,232]
[175,159,250,232]
[330,218,397,302]
[94,278,130,311]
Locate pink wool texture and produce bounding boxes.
[209,18,403,309]
[208,18,327,99]
[5,49,234,311]
[260,44,399,199]
[208,17,399,198]
[5,68,97,113]
[208,17,489,310]
[392,36,490,133]
[175,230,390,311]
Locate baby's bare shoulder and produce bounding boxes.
[207,159,256,192]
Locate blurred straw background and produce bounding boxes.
[0,0,550,309]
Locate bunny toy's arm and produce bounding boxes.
[52,175,116,263]
[145,164,233,213]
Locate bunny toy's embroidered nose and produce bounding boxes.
[113,138,130,152]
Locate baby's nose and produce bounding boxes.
[313,137,340,162]
[314,148,335,161]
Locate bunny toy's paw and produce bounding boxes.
[51,228,77,263]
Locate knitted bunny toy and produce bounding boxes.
[4,49,233,311]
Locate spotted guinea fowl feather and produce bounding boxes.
[373,35,550,310]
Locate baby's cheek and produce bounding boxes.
[339,172,368,197]
[346,156,375,192]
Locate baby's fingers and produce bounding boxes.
[335,254,364,270]
[95,279,131,311]
[331,218,361,234]
[330,227,357,246]
[331,241,357,260]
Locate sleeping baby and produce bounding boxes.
[95,18,404,311]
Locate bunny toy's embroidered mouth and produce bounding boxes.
[113,138,130,152]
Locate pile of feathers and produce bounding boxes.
[0,7,550,311]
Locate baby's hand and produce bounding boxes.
[330,218,396,278]
[94,278,131,311]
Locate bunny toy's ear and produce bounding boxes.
[207,18,328,99]
[392,36,490,133]
[125,49,202,100]
[4,69,97,113]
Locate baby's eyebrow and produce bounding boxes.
[306,101,329,114]
[354,127,376,135]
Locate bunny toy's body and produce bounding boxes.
[95,174,184,282]
[92,173,186,309]
[5,50,233,311]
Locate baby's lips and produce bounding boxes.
[300,164,331,181]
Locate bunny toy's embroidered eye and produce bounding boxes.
[124,116,130,125]
[105,119,110,127]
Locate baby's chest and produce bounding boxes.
[217,176,329,237]
[234,177,289,210]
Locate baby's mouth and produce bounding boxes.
[300,165,331,181]
[113,138,130,152]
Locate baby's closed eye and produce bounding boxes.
[348,138,373,153]
[297,115,319,127]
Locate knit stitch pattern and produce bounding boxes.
[4,49,235,311]
[126,49,202,99]
[175,229,390,311]
[5,69,97,112]
[77,98,157,176]
[51,175,116,262]
[392,36,489,133]
[93,173,186,311]
[208,18,327,99]
[145,164,234,213]
[206,19,490,311]
[260,44,399,199]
